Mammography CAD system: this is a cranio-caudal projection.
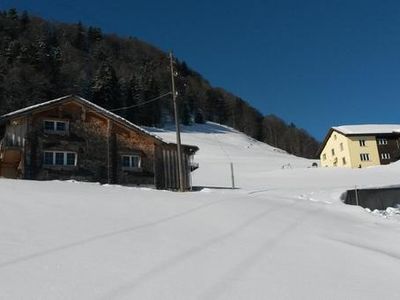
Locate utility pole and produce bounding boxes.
[169,51,185,192]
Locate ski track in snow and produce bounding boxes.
[101,199,302,299]
[326,238,400,263]
[198,206,323,300]
[0,197,229,270]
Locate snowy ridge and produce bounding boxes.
[333,124,400,135]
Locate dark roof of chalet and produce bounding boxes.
[317,124,400,156]
[0,95,199,152]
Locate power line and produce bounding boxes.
[110,92,172,112]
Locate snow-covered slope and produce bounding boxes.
[147,122,315,188]
[148,122,400,192]
[2,122,400,299]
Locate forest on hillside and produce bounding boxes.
[0,9,320,158]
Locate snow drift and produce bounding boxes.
[1,122,400,299]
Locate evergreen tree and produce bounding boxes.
[119,76,138,123]
[180,98,191,125]
[20,11,29,31]
[131,73,146,124]
[194,109,205,124]
[73,22,86,51]
[91,62,120,109]
[141,78,161,126]
[87,26,102,44]
[7,8,18,20]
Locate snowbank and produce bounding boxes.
[2,122,400,299]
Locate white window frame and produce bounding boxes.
[378,138,388,145]
[121,154,142,170]
[359,140,366,147]
[43,151,77,166]
[360,153,370,161]
[43,119,69,134]
[381,153,391,160]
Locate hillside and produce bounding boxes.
[1,123,400,299]
[146,122,315,188]
[0,8,320,158]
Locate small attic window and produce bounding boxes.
[334,134,337,140]
[44,120,69,134]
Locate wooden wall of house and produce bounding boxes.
[2,99,196,190]
[23,104,107,181]
[376,135,400,165]
[113,123,156,186]
[155,144,192,190]
[21,101,157,185]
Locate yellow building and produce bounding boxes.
[318,125,400,168]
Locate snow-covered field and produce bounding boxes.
[1,122,400,299]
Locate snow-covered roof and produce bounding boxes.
[0,95,198,151]
[333,124,400,135]
[0,95,71,120]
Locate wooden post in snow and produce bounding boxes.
[355,185,359,206]
[107,119,111,184]
[230,162,235,189]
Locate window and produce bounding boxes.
[340,143,344,151]
[44,152,53,165]
[378,138,388,145]
[322,154,326,160]
[55,152,64,165]
[43,120,68,134]
[360,153,370,161]
[44,120,54,131]
[359,140,366,147]
[122,156,131,168]
[342,157,346,165]
[66,153,76,166]
[121,155,141,169]
[381,153,391,160]
[43,151,77,166]
[334,134,337,140]
[331,149,335,156]
[56,122,66,131]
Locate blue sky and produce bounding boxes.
[2,0,400,140]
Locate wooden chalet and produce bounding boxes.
[0,95,199,190]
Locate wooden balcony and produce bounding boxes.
[0,138,23,178]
